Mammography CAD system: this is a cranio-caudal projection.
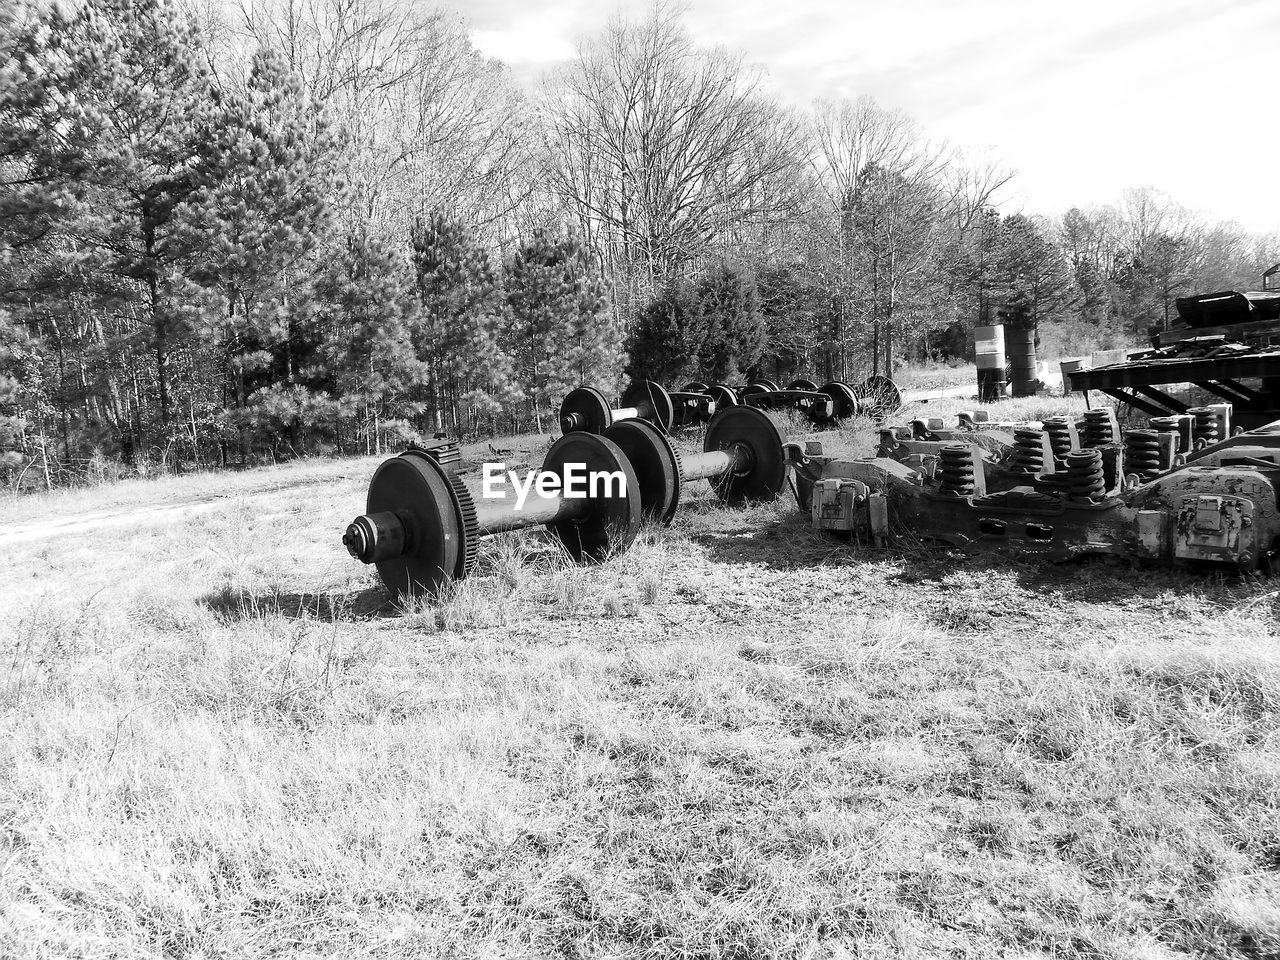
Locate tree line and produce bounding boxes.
[1,0,1275,485]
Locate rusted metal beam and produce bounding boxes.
[1101,387,1171,418]
[1069,353,1280,392]
[1131,384,1190,414]
[1193,380,1256,405]
[1220,379,1266,404]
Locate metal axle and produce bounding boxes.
[472,489,588,533]
[559,380,675,434]
[680,445,751,483]
[601,407,787,523]
[344,433,642,598]
[562,405,640,431]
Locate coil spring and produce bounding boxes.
[1065,449,1105,500]
[1043,417,1074,461]
[1081,408,1115,448]
[1189,406,1220,445]
[1010,428,1046,474]
[1155,414,1197,455]
[1149,415,1181,451]
[938,444,976,496]
[1124,428,1161,479]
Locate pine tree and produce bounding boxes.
[409,212,517,435]
[994,214,1076,338]
[1136,233,1193,334]
[1060,207,1119,339]
[694,262,765,381]
[181,46,342,460]
[0,1,83,266]
[0,7,40,472]
[44,0,224,434]
[0,308,33,472]
[847,161,950,374]
[625,281,700,384]
[756,265,825,381]
[507,227,621,432]
[1,2,136,463]
[317,228,424,454]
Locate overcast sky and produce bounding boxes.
[461,0,1280,235]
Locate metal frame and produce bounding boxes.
[1068,352,1280,426]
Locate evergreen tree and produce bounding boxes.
[1059,207,1118,342]
[756,265,825,381]
[0,7,41,472]
[507,227,621,432]
[181,46,342,460]
[564,242,622,397]
[694,262,765,381]
[946,207,1003,326]
[625,281,700,384]
[1140,233,1193,334]
[0,309,33,472]
[317,228,424,454]
[994,214,1076,337]
[847,161,950,374]
[38,0,224,433]
[0,1,81,267]
[409,212,517,435]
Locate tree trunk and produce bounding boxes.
[144,215,170,429]
[50,319,71,461]
[38,429,51,490]
[884,284,896,377]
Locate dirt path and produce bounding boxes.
[0,476,342,547]
[901,383,977,403]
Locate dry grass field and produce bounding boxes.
[3,398,1279,959]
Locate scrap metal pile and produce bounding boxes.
[795,401,1280,573]
[1067,269,1280,427]
[345,376,1280,598]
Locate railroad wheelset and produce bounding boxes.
[678,373,901,422]
[344,433,642,599]
[742,388,837,425]
[701,376,837,426]
[818,381,861,419]
[687,374,895,423]
[786,376,900,421]
[601,406,788,523]
[559,380,675,434]
[668,390,717,429]
[739,379,779,398]
[684,382,739,413]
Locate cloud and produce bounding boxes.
[452,0,1280,231]
[466,0,608,64]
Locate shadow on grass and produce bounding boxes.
[688,506,1259,604]
[199,584,396,622]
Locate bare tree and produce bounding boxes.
[235,0,540,242]
[948,149,1015,234]
[540,1,807,319]
[810,96,963,376]
[811,96,923,214]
